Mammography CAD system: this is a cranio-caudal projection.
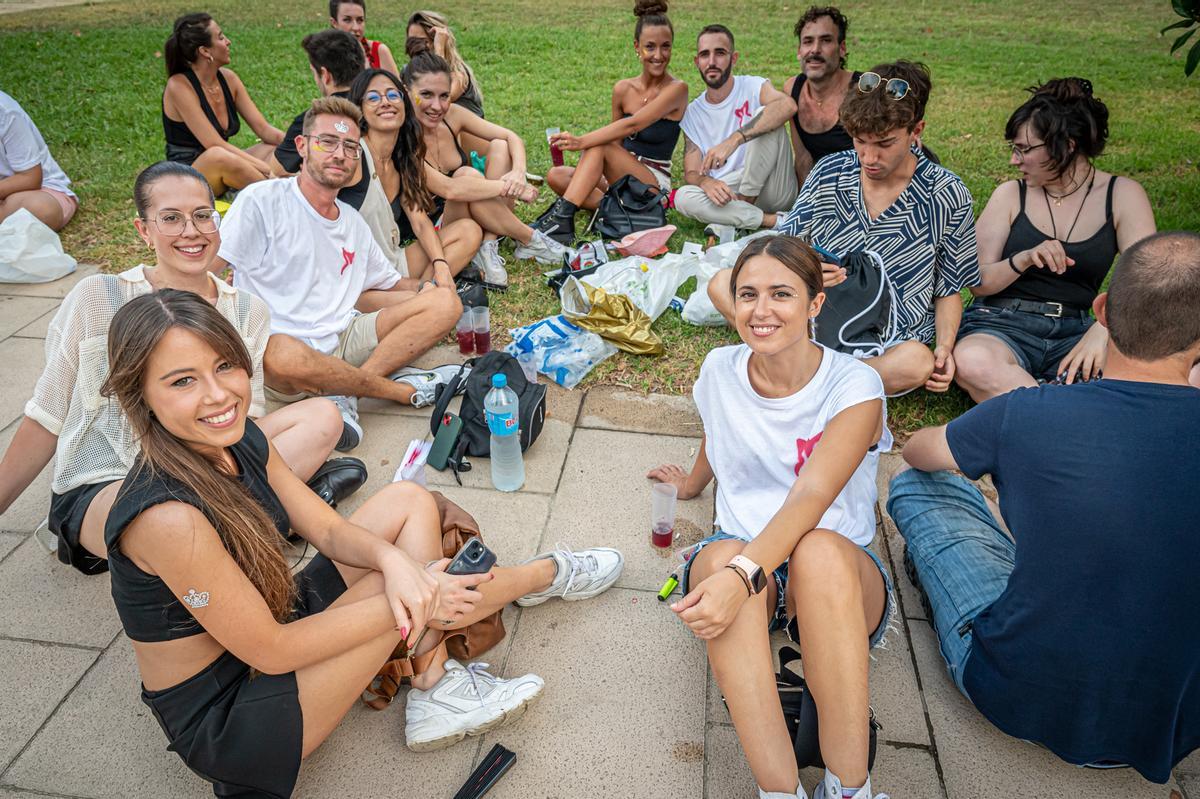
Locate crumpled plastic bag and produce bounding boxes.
[0,208,76,284]
[681,230,779,326]
[581,252,697,321]
[560,276,663,356]
[505,314,618,389]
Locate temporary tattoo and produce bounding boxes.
[334,120,350,134]
[182,588,211,609]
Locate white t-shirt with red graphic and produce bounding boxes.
[680,75,768,182]
[693,343,891,547]
[221,177,398,353]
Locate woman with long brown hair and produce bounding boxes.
[101,290,624,795]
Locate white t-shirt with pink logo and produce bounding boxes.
[693,343,891,547]
[680,75,767,182]
[221,178,398,353]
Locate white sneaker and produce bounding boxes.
[391,363,470,408]
[328,395,362,451]
[760,785,808,799]
[471,239,508,289]
[404,660,544,751]
[514,229,567,265]
[817,771,886,799]
[515,543,624,607]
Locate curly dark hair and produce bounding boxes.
[841,60,931,137]
[348,69,433,216]
[794,6,849,68]
[1004,77,1109,179]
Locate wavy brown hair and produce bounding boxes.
[102,290,295,623]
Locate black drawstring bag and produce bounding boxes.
[594,175,666,240]
[776,644,880,770]
[813,250,898,358]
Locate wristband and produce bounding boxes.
[737,129,748,145]
[433,258,449,266]
[1007,254,1023,275]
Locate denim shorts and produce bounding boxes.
[958,304,1093,381]
[679,530,895,649]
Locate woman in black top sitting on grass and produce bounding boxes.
[954,78,1156,402]
[535,0,687,244]
[161,12,283,195]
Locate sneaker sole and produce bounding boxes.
[405,686,543,752]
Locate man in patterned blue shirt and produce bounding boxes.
[708,61,981,396]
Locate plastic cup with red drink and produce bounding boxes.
[546,127,564,168]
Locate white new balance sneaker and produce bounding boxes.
[760,784,809,799]
[513,229,568,265]
[515,544,624,607]
[404,660,544,751]
[392,363,470,408]
[817,771,887,799]
[470,239,509,289]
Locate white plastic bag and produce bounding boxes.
[681,230,779,327]
[0,208,76,284]
[580,252,697,321]
[505,314,617,389]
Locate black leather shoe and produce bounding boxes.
[306,457,368,509]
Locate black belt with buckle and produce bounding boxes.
[977,297,1090,319]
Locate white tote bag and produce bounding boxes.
[0,208,77,284]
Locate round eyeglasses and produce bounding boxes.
[857,72,910,101]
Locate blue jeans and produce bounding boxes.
[958,304,1093,381]
[885,469,1015,694]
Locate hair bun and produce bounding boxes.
[1034,77,1094,102]
[633,0,669,17]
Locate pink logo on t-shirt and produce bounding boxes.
[794,432,823,475]
[734,100,752,124]
[340,248,355,275]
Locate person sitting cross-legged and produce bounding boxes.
[649,236,893,799]
[709,61,981,396]
[0,89,78,231]
[889,230,1200,785]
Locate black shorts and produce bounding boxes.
[49,480,119,576]
[141,555,348,798]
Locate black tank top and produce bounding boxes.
[789,72,862,163]
[104,420,290,643]
[162,69,242,153]
[424,119,469,177]
[621,115,682,163]
[995,177,1120,310]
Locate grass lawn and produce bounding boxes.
[3,0,1197,434]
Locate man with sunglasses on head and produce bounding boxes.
[271,29,366,176]
[673,24,799,241]
[215,96,465,445]
[712,61,979,397]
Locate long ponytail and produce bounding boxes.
[165,12,214,77]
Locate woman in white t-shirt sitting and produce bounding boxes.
[648,235,894,799]
[0,89,78,231]
[0,161,349,575]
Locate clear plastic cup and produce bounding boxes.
[456,310,475,355]
[650,482,678,548]
[546,127,564,168]
[471,306,491,354]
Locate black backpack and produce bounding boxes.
[594,175,667,240]
[429,351,547,476]
[776,644,880,770]
[813,250,899,358]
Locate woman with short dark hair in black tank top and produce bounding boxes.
[534,0,687,245]
[954,78,1156,402]
[161,13,284,195]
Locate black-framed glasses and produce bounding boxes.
[305,134,362,159]
[1008,142,1046,162]
[364,88,404,105]
[147,208,220,236]
[857,71,910,100]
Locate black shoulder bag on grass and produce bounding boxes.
[594,175,666,239]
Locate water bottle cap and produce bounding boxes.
[492,373,507,388]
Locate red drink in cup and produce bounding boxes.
[651,522,674,548]
[650,483,678,549]
[456,311,474,355]
[474,330,492,354]
[471,306,491,354]
[547,127,564,168]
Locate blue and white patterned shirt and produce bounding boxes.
[777,150,980,344]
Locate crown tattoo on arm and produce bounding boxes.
[181,588,211,609]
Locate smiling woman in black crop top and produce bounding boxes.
[955,78,1156,402]
[99,290,626,796]
[162,13,284,195]
[533,0,687,245]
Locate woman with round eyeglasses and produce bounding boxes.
[954,78,1156,402]
[161,13,284,195]
[338,69,483,287]
[0,161,345,577]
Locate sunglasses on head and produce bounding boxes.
[857,72,910,100]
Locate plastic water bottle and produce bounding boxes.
[485,373,525,492]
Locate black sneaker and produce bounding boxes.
[530,198,577,247]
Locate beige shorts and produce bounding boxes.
[265,311,380,402]
[634,156,672,193]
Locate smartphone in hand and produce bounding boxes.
[447,538,496,576]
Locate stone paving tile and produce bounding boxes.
[476,586,707,798]
[0,338,47,430]
[0,538,120,648]
[909,620,1180,798]
[0,532,24,562]
[0,787,82,799]
[578,386,702,436]
[4,638,210,799]
[11,307,56,339]
[426,418,574,495]
[0,265,98,299]
[545,428,710,591]
[0,639,97,774]
[704,723,757,798]
[0,296,59,340]
[0,419,54,536]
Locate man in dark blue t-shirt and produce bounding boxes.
[887,231,1200,784]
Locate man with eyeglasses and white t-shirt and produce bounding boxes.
[215,96,465,446]
[709,61,980,398]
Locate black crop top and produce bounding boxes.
[622,114,682,163]
[104,420,290,643]
[162,69,241,153]
[788,72,862,163]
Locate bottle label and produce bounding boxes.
[486,409,517,437]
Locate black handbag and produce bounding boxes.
[594,175,666,240]
[813,250,898,358]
